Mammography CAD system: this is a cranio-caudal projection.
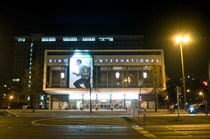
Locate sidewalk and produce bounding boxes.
[0,108,188,116]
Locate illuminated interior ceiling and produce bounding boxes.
[44,88,153,95]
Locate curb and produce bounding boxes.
[5,110,18,117]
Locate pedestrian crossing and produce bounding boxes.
[133,124,210,138]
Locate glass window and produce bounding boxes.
[63,37,77,41]
[99,37,113,41]
[82,37,95,41]
[94,65,162,88]
[49,37,56,42]
[111,66,127,88]
[143,66,153,88]
[17,38,25,42]
[41,37,48,42]
[46,66,69,88]
[42,37,56,42]
[127,66,139,87]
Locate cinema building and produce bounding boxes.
[13,34,166,110]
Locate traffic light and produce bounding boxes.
[202,81,208,87]
[139,98,143,102]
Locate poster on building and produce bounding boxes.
[69,53,93,88]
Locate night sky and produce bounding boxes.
[0,1,209,83]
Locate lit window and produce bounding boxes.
[99,37,113,41]
[40,95,44,100]
[41,37,56,42]
[41,37,48,42]
[143,72,147,79]
[17,38,26,42]
[63,37,77,41]
[49,37,56,42]
[82,37,95,41]
[61,72,65,79]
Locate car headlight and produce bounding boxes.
[190,107,194,111]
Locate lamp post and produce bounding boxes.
[175,35,190,110]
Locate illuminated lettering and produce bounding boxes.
[64,59,68,63]
[58,59,62,63]
[140,59,144,63]
[99,59,103,63]
[131,59,134,62]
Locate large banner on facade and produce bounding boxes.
[69,53,93,88]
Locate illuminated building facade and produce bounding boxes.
[13,34,166,109]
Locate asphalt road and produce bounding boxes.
[0,117,143,139]
[139,124,210,138]
[1,111,210,138]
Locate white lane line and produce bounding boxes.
[132,125,156,138]
[165,126,193,137]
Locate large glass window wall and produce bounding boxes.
[94,65,162,88]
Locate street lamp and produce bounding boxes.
[199,91,203,96]
[10,95,14,100]
[175,35,190,110]
[9,95,14,109]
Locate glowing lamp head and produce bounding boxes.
[10,95,14,100]
[115,72,120,79]
[143,72,147,79]
[175,36,182,43]
[183,36,190,43]
[199,92,203,96]
[61,72,65,79]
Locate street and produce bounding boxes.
[0,117,142,139]
[136,124,210,138]
[1,110,210,138]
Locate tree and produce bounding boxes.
[152,65,168,111]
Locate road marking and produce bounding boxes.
[165,126,193,137]
[31,118,63,126]
[132,125,156,138]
